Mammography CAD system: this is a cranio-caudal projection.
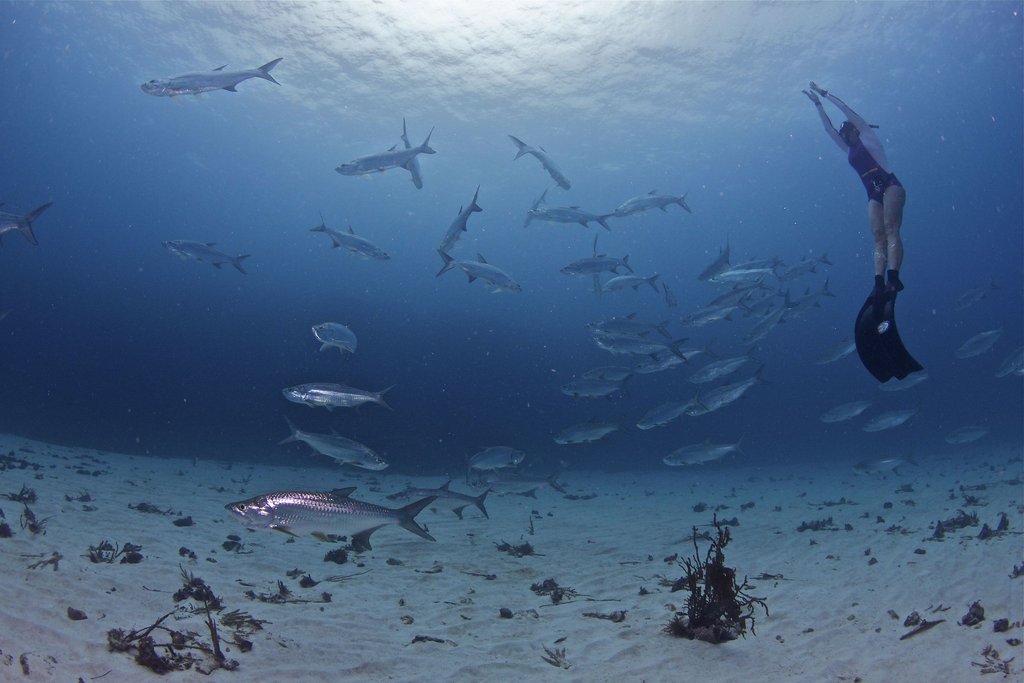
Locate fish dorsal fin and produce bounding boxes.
[626,312,637,320]
[477,253,488,263]
[347,225,355,234]
[570,205,580,210]
[330,486,357,498]
[648,189,658,195]
[213,64,228,71]
[592,234,599,256]
[440,480,452,490]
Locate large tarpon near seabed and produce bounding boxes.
[141,58,283,97]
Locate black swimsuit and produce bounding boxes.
[848,140,902,202]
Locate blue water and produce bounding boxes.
[1,1,1021,471]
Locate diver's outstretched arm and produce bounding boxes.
[810,82,890,172]
[805,88,847,152]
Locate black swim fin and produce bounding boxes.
[854,291,923,383]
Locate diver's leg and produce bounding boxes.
[883,185,906,291]
[868,199,886,281]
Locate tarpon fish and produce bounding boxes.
[814,339,857,365]
[508,135,571,190]
[686,369,764,416]
[602,273,660,293]
[468,446,525,471]
[0,202,51,245]
[336,128,436,178]
[681,304,738,328]
[279,417,388,470]
[560,377,627,399]
[581,366,634,382]
[612,190,692,217]
[553,420,619,444]
[953,280,997,312]
[861,409,916,433]
[225,488,435,550]
[662,282,679,308]
[688,355,752,384]
[561,236,631,276]
[141,58,282,97]
[436,251,521,293]
[312,322,357,356]
[996,345,1024,378]
[310,216,390,260]
[945,425,990,445]
[387,480,489,519]
[592,333,684,357]
[636,400,693,430]
[439,186,482,254]
[852,457,916,475]
[818,400,872,424]
[466,469,566,496]
[955,328,1003,359]
[527,205,611,231]
[163,240,250,274]
[663,440,742,466]
[399,118,424,189]
[282,382,392,410]
[878,372,929,392]
[590,313,671,339]
[777,254,832,281]
[709,266,779,285]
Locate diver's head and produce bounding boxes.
[839,121,860,145]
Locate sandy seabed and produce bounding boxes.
[0,432,1021,682]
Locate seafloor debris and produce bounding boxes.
[86,540,143,564]
[796,516,838,532]
[2,484,37,504]
[583,610,626,623]
[664,516,768,644]
[960,601,986,627]
[531,578,578,604]
[541,645,570,669]
[27,552,62,571]
[496,539,537,557]
[972,644,1015,676]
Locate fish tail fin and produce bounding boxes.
[622,254,633,273]
[474,490,490,519]
[436,250,456,277]
[669,338,691,359]
[419,127,436,154]
[256,58,283,85]
[547,472,567,494]
[18,202,52,245]
[597,215,613,231]
[821,277,835,297]
[469,185,483,213]
[508,135,530,160]
[678,193,693,214]
[277,416,299,445]
[376,385,395,410]
[232,254,251,274]
[396,496,437,542]
[647,273,660,291]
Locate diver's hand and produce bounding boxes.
[802,89,821,105]
[809,81,828,97]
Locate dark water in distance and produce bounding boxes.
[1,1,1021,473]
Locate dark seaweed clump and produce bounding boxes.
[2,485,37,504]
[530,578,578,604]
[86,540,144,564]
[664,516,768,644]
[496,540,536,557]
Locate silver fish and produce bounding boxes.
[709,266,778,285]
[466,469,566,496]
[310,217,390,260]
[436,252,521,293]
[439,186,482,254]
[225,488,435,550]
[0,202,51,245]
[336,128,436,177]
[553,420,619,444]
[663,440,741,466]
[312,322,357,356]
[853,457,916,474]
[636,399,693,430]
[953,280,997,311]
[878,372,929,392]
[688,355,752,384]
[468,446,525,471]
[945,425,990,445]
[815,339,857,365]
[561,253,632,276]
[686,369,764,416]
[142,58,282,97]
[861,409,916,432]
[955,328,1003,359]
[777,254,832,281]
[602,273,660,293]
[163,240,250,274]
[560,376,627,399]
[526,205,611,231]
[996,345,1024,378]
[508,135,571,190]
[581,366,634,382]
[681,305,738,328]
[399,118,424,189]
[279,417,388,470]
[282,382,392,410]
[818,400,873,423]
[662,282,679,308]
[590,313,671,339]
[612,190,691,217]
[387,480,488,519]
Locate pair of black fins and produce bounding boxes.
[855,288,923,382]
